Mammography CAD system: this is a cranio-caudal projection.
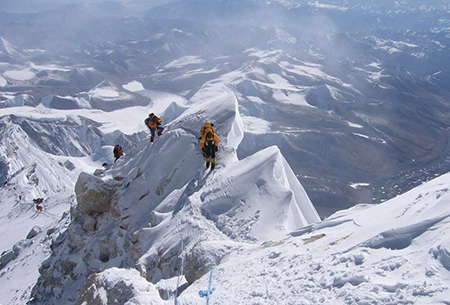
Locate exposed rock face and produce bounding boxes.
[184,241,233,284]
[75,268,165,305]
[29,172,123,304]
[26,226,42,239]
[0,250,16,270]
[48,95,80,110]
[0,239,34,270]
[75,172,115,214]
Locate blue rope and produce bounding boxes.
[199,266,215,304]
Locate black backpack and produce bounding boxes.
[205,131,215,146]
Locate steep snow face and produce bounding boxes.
[0,194,72,305]
[17,116,105,157]
[202,145,319,241]
[0,117,77,202]
[0,116,77,305]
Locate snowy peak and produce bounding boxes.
[160,100,188,125]
[85,80,149,111]
[0,37,26,63]
[202,145,320,241]
[88,80,123,98]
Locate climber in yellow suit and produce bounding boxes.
[199,122,219,170]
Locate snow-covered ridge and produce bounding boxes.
[28,90,320,304]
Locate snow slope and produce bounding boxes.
[0,116,78,304]
[177,170,450,305]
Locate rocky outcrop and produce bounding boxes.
[75,172,115,214]
[0,250,16,270]
[0,239,33,270]
[26,226,42,239]
[29,172,124,304]
[184,241,236,284]
[75,268,165,305]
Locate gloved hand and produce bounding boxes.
[214,146,218,152]
[202,148,207,157]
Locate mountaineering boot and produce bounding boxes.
[210,158,216,171]
[150,136,154,142]
[157,129,163,136]
[205,157,210,169]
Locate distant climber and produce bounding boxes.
[145,113,164,142]
[200,122,219,170]
[113,145,124,162]
[33,198,44,204]
[33,198,44,211]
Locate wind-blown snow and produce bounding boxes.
[353,132,370,139]
[347,121,363,128]
[273,90,311,107]
[137,89,188,109]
